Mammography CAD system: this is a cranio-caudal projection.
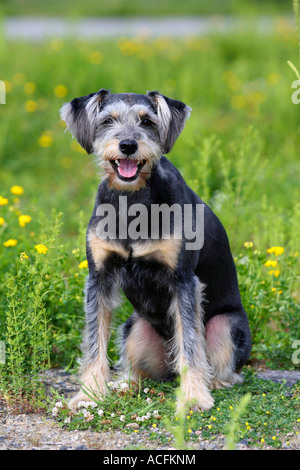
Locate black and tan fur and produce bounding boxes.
[60,89,251,412]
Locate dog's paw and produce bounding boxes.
[68,391,92,412]
[176,389,215,414]
[212,372,244,390]
[68,385,106,412]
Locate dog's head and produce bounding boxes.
[60,90,191,191]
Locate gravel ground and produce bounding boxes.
[0,368,299,451]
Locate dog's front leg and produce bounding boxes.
[69,273,120,411]
[170,277,214,412]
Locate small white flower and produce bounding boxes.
[110,382,120,390]
[83,410,94,422]
[146,412,152,418]
[120,382,129,390]
[143,388,149,393]
[51,407,58,417]
[146,398,152,404]
[64,417,71,424]
[111,413,115,418]
[153,410,159,416]
[97,409,104,416]
[55,401,63,408]
[77,400,92,409]
[120,415,125,422]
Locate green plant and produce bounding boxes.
[224,393,251,449]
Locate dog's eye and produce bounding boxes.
[140,118,152,127]
[103,117,114,125]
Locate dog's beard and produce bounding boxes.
[97,139,161,191]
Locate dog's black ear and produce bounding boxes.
[147,91,191,154]
[60,89,110,154]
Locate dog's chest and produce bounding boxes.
[87,231,181,321]
[88,229,181,272]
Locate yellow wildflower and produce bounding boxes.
[38,131,53,148]
[19,215,32,227]
[268,270,280,277]
[0,217,5,226]
[244,241,253,249]
[0,196,9,205]
[20,252,29,260]
[267,246,284,256]
[54,84,68,98]
[264,260,277,268]
[25,100,38,112]
[272,436,276,441]
[3,239,18,247]
[188,429,192,434]
[35,244,48,254]
[78,260,88,269]
[118,39,138,56]
[88,51,104,64]
[10,185,24,195]
[261,438,265,443]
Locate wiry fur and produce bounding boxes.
[60,89,251,412]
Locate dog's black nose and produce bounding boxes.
[119,139,138,156]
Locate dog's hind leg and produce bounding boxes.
[118,312,172,385]
[205,311,251,389]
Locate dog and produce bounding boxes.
[60,89,251,412]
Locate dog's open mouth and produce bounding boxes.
[110,158,147,181]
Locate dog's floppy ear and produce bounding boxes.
[60,89,110,154]
[147,91,191,154]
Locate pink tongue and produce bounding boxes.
[118,159,138,178]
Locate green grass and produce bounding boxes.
[49,368,300,449]
[0,18,299,448]
[0,0,292,18]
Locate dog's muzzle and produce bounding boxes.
[108,139,147,181]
